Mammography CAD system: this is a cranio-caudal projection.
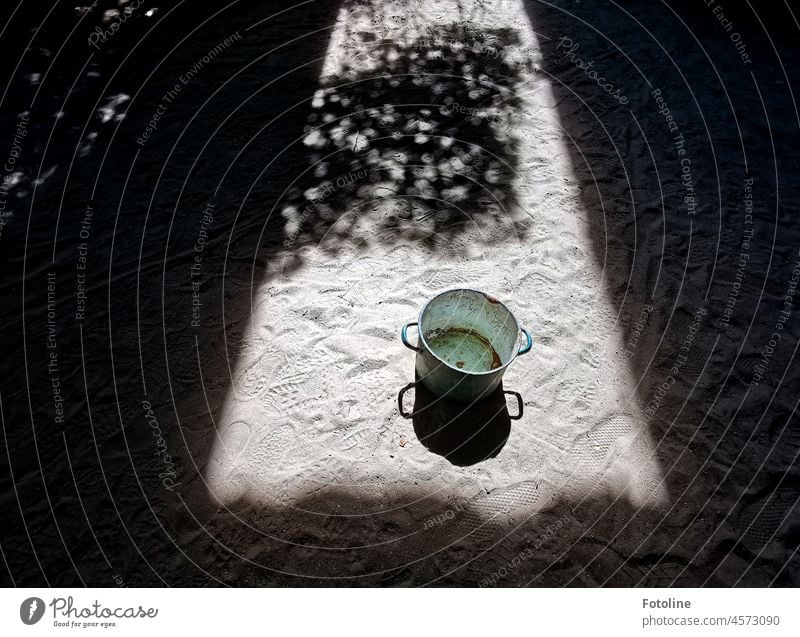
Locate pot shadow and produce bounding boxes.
[397,376,521,466]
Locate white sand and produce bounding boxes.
[201,0,667,580]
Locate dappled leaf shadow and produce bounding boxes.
[278,24,527,254]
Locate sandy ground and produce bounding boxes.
[205,0,668,573]
[1,0,798,586]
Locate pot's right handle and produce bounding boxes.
[401,322,422,352]
[518,327,533,356]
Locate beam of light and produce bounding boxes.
[206,0,668,520]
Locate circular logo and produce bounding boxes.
[20,597,45,625]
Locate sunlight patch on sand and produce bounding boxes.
[206,0,668,519]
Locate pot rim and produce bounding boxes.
[416,287,521,377]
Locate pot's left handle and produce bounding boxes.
[401,322,422,352]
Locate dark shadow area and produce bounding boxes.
[398,378,520,466]
[172,485,590,586]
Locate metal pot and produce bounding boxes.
[401,288,532,402]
